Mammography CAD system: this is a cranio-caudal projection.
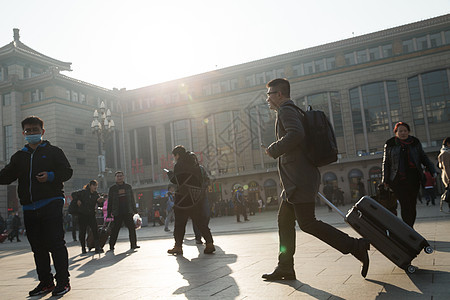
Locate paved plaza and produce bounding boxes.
[1,202,450,299]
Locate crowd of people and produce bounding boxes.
[0,79,449,297]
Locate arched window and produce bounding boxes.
[408,69,450,126]
[348,168,365,201]
[322,172,338,185]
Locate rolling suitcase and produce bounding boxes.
[86,222,111,251]
[318,193,433,273]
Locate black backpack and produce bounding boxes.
[289,103,338,167]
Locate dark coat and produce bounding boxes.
[169,152,203,207]
[267,100,320,204]
[382,136,436,186]
[71,189,102,216]
[107,183,137,216]
[0,141,73,205]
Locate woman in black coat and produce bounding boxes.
[382,122,436,227]
[71,180,104,253]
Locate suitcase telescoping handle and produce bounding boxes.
[317,192,346,219]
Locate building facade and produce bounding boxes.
[1,15,450,218]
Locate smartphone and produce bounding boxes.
[163,168,170,173]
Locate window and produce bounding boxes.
[292,64,303,76]
[275,68,285,78]
[369,47,380,60]
[356,50,368,63]
[314,59,325,72]
[381,44,392,58]
[212,82,220,94]
[325,57,336,70]
[416,35,428,51]
[402,39,414,53]
[245,75,255,87]
[66,90,71,101]
[4,125,13,160]
[2,93,11,106]
[265,71,274,82]
[79,93,86,104]
[31,90,43,102]
[255,72,265,85]
[220,80,230,93]
[429,32,442,47]
[408,70,450,126]
[350,81,401,134]
[75,128,84,135]
[71,91,78,102]
[76,143,85,150]
[76,158,86,165]
[445,30,450,44]
[249,103,276,149]
[202,84,211,96]
[344,52,355,65]
[304,62,313,75]
[230,79,238,90]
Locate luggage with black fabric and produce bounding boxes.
[318,193,433,273]
[86,222,111,251]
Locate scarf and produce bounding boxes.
[396,136,416,181]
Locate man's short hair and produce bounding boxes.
[21,116,44,130]
[266,78,290,98]
[172,145,187,156]
[115,171,124,176]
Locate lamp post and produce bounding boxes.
[91,101,115,192]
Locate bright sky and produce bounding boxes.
[1,0,449,90]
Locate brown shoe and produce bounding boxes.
[167,246,183,255]
[204,243,216,254]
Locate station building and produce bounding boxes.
[1,14,449,217]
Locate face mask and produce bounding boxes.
[25,134,42,144]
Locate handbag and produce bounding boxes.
[68,198,79,215]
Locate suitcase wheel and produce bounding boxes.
[424,246,433,254]
[406,265,417,274]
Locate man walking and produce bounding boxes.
[107,171,140,251]
[261,79,370,280]
[0,116,73,296]
[234,186,249,222]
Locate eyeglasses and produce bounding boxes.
[266,91,278,96]
[23,128,42,135]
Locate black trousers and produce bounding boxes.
[109,213,137,248]
[71,216,78,241]
[173,206,213,247]
[277,198,357,270]
[78,214,99,249]
[392,181,420,228]
[235,203,248,221]
[24,199,69,285]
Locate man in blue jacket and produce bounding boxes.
[0,116,73,296]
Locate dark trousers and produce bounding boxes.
[235,203,248,221]
[173,207,213,247]
[277,199,357,270]
[78,214,99,249]
[392,181,420,227]
[24,199,69,285]
[9,228,20,241]
[71,216,78,241]
[109,213,137,248]
[424,188,436,205]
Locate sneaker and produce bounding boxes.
[131,245,140,249]
[29,281,55,296]
[52,282,71,296]
[164,228,171,232]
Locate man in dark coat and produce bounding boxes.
[261,78,370,280]
[107,171,139,251]
[0,116,73,296]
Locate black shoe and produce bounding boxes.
[81,248,87,254]
[244,219,249,221]
[262,268,296,280]
[52,282,71,296]
[353,238,370,278]
[131,245,140,249]
[109,245,115,251]
[29,281,55,296]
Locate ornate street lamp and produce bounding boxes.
[91,101,115,191]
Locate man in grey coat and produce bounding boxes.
[261,78,370,280]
